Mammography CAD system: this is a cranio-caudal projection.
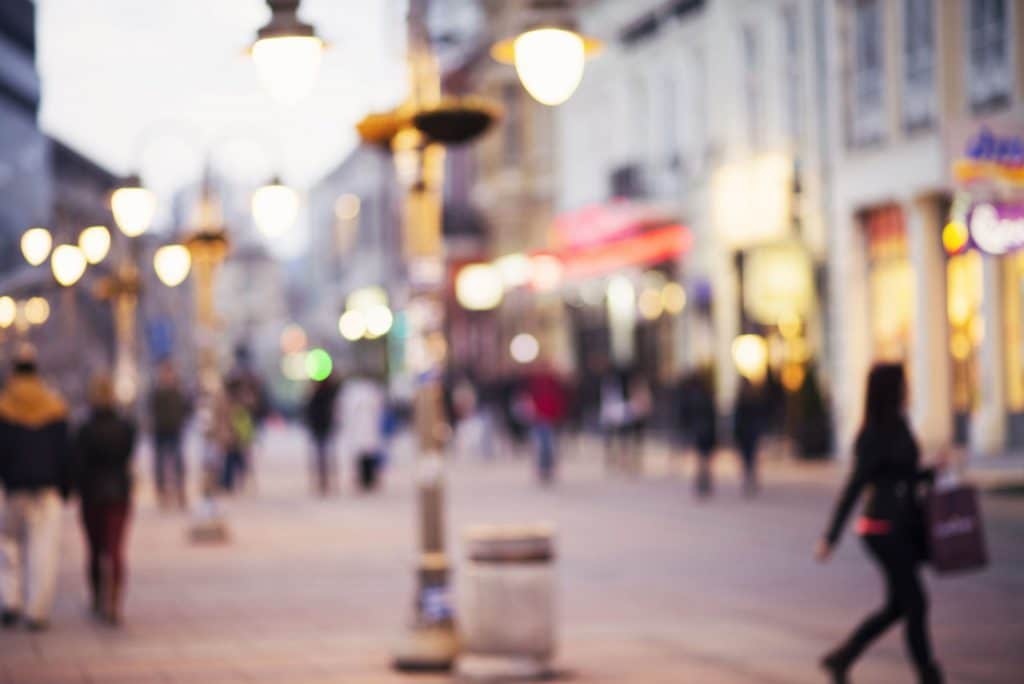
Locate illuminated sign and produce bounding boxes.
[968,202,1024,255]
[954,127,1024,186]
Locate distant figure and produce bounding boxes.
[816,364,943,684]
[525,364,568,483]
[0,344,72,631]
[678,371,717,497]
[732,378,766,496]
[598,366,631,472]
[76,374,136,625]
[340,374,386,491]
[219,378,255,493]
[148,360,190,508]
[305,375,340,495]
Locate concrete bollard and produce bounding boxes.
[457,524,556,681]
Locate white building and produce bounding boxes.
[558,0,831,420]
[823,0,1024,456]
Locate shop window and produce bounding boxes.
[849,0,886,147]
[865,206,913,360]
[903,0,935,131]
[1004,252,1024,412]
[947,250,983,413]
[967,0,1012,112]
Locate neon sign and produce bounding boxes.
[969,202,1024,255]
[954,128,1024,186]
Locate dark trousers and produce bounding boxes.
[80,502,130,606]
[695,449,714,496]
[220,450,246,492]
[738,442,758,494]
[154,433,185,502]
[533,424,556,482]
[312,436,332,495]
[835,533,941,681]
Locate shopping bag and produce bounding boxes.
[926,484,988,574]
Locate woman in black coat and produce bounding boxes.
[815,364,943,684]
[305,376,339,495]
[76,374,136,625]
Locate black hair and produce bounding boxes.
[861,363,905,430]
[13,361,37,375]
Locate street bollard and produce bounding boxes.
[457,524,556,681]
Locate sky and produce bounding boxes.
[36,0,410,195]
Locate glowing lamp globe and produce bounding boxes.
[338,310,366,341]
[251,36,323,105]
[514,28,585,106]
[732,334,768,383]
[21,227,53,266]
[51,245,87,287]
[252,181,299,236]
[78,225,111,264]
[153,244,192,287]
[111,182,157,237]
[24,297,50,326]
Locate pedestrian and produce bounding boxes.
[340,372,386,491]
[598,365,631,472]
[815,363,944,684]
[76,373,136,625]
[678,370,717,497]
[0,344,73,631]
[219,378,255,493]
[148,360,190,508]
[732,377,766,496]
[525,363,567,484]
[305,374,339,495]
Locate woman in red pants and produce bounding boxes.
[76,375,136,625]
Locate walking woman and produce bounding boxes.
[76,374,136,625]
[815,364,943,683]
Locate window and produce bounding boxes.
[782,5,803,142]
[903,0,935,130]
[850,0,886,146]
[967,0,1012,112]
[742,24,762,149]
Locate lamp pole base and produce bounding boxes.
[392,623,459,672]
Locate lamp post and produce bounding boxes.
[490,0,602,107]
[359,0,498,672]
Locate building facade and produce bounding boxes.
[825,0,1024,456]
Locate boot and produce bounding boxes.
[919,663,943,684]
[820,648,852,684]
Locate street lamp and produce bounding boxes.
[78,225,112,264]
[51,244,87,287]
[491,1,602,107]
[251,178,300,236]
[153,244,192,287]
[111,175,157,237]
[20,227,53,266]
[249,0,324,105]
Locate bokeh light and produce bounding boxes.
[305,348,333,381]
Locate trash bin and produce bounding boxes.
[457,524,556,680]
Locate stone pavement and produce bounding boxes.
[1,426,1022,683]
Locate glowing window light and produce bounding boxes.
[732,334,768,383]
[510,333,540,364]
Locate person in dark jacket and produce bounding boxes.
[732,378,766,496]
[0,344,72,631]
[678,370,717,497]
[305,375,339,495]
[816,364,943,684]
[148,360,190,508]
[76,374,136,625]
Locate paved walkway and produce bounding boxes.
[1,426,1022,683]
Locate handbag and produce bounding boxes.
[926,481,989,574]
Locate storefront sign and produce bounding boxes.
[947,113,1024,188]
[969,202,1024,255]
